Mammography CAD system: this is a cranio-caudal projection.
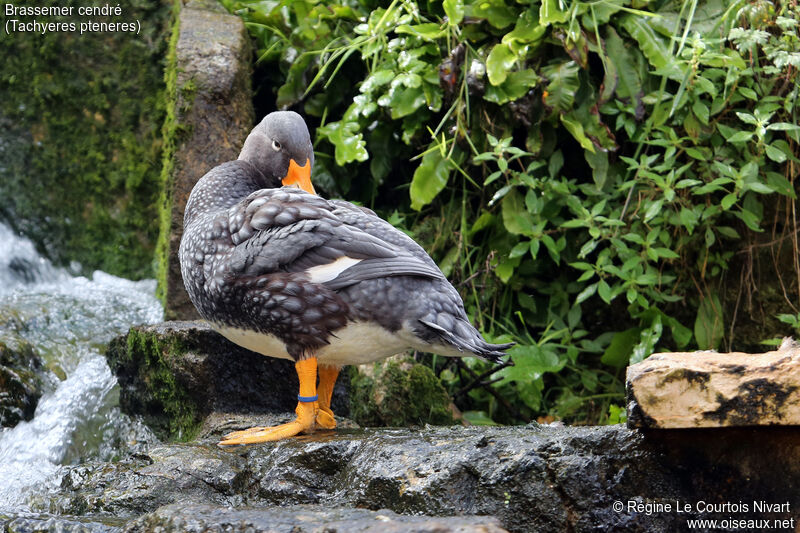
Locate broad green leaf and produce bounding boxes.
[619,14,681,79]
[630,317,662,364]
[560,114,596,152]
[727,131,753,143]
[694,292,724,350]
[462,410,498,426]
[644,199,664,222]
[542,60,580,111]
[395,23,445,41]
[601,328,641,367]
[765,144,787,163]
[721,193,738,210]
[469,0,517,28]
[540,0,568,26]
[389,86,426,118]
[767,122,800,131]
[502,188,536,236]
[766,172,796,198]
[605,27,642,106]
[410,147,451,210]
[486,44,517,86]
[317,121,369,166]
[576,282,598,304]
[443,0,464,25]
[484,69,538,104]
[502,8,546,51]
[598,280,613,303]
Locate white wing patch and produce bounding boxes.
[305,256,362,284]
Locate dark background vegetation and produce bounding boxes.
[220,0,800,425]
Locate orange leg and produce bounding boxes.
[219,357,318,445]
[315,365,340,430]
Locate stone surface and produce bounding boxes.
[0,337,44,427]
[125,503,507,532]
[104,321,349,441]
[627,339,800,428]
[158,2,255,319]
[39,425,800,532]
[0,513,124,533]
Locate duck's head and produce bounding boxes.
[238,111,316,194]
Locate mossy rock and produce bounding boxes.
[0,0,174,279]
[349,356,455,427]
[0,337,44,427]
[105,321,349,442]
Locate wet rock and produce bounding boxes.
[158,1,255,320]
[125,503,507,532]
[104,321,349,441]
[627,338,800,428]
[349,356,455,427]
[51,444,247,519]
[0,337,44,427]
[0,513,123,533]
[49,425,800,532]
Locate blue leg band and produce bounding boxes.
[297,394,318,402]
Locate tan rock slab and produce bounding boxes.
[626,338,800,428]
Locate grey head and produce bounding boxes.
[239,111,315,187]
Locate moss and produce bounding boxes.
[349,357,455,427]
[113,327,201,441]
[154,3,186,306]
[0,0,174,279]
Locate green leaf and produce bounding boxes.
[619,14,680,79]
[721,193,738,210]
[766,172,796,198]
[540,0,568,25]
[395,23,445,41]
[502,188,535,236]
[317,121,369,166]
[727,131,753,143]
[694,292,724,350]
[462,410,498,426]
[443,0,464,25]
[601,328,641,368]
[486,44,517,86]
[560,114,596,152]
[484,69,538,104]
[598,280,613,304]
[767,122,800,132]
[502,8,546,50]
[765,144,788,163]
[542,60,580,111]
[605,27,642,107]
[576,282,598,304]
[469,0,517,29]
[644,198,664,222]
[410,147,452,210]
[389,86,426,118]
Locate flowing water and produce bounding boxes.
[0,222,163,511]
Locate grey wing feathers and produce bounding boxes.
[224,188,446,288]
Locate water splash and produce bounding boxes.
[0,222,163,512]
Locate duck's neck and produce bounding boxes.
[184,160,275,226]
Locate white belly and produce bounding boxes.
[213,321,422,365]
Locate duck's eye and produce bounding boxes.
[272,139,282,151]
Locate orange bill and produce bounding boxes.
[282,158,315,195]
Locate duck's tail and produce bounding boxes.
[418,319,514,364]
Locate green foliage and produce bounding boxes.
[225,0,800,424]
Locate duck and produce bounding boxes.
[179,111,512,445]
